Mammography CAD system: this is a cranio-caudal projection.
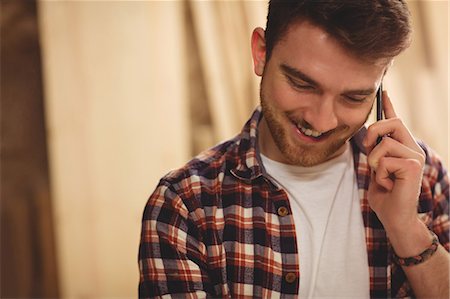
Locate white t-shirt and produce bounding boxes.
[261,143,370,298]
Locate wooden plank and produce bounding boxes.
[0,0,59,297]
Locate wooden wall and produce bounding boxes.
[1,0,59,297]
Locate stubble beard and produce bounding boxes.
[260,88,370,167]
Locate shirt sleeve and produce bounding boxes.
[138,181,210,298]
[421,143,450,251]
[431,160,449,251]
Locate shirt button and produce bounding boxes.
[285,272,297,283]
[277,206,289,217]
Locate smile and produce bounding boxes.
[291,120,331,142]
[296,123,323,137]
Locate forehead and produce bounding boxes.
[276,17,391,65]
[271,21,388,89]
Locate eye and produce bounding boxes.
[286,76,314,90]
[344,95,368,103]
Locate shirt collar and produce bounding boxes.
[230,106,265,181]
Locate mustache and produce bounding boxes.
[286,114,338,136]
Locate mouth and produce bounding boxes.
[290,120,332,142]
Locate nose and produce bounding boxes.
[303,96,338,133]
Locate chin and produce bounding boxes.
[280,137,348,167]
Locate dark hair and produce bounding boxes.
[265,0,412,62]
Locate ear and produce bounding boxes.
[251,27,267,76]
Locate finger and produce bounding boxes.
[367,136,425,170]
[364,118,424,155]
[371,163,393,191]
[382,90,397,119]
[372,157,423,191]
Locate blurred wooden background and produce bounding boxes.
[1,1,59,297]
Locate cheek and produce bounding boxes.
[267,80,311,111]
[337,104,373,127]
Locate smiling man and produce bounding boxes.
[138,1,449,298]
[255,21,385,167]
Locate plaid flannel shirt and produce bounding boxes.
[139,106,449,298]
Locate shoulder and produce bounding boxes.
[144,135,241,219]
[163,135,240,190]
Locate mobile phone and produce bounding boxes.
[376,83,383,144]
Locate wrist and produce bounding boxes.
[386,218,432,258]
[392,231,439,266]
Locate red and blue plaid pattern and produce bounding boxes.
[139,106,449,298]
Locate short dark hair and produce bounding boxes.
[265,0,412,63]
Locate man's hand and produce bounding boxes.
[364,91,426,235]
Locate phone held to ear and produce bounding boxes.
[376,83,383,144]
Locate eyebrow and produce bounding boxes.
[280,64,320,87]
[280,63,376,96]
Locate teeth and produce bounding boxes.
[298,124,322,137]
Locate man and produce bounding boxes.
[139,1,449,298]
